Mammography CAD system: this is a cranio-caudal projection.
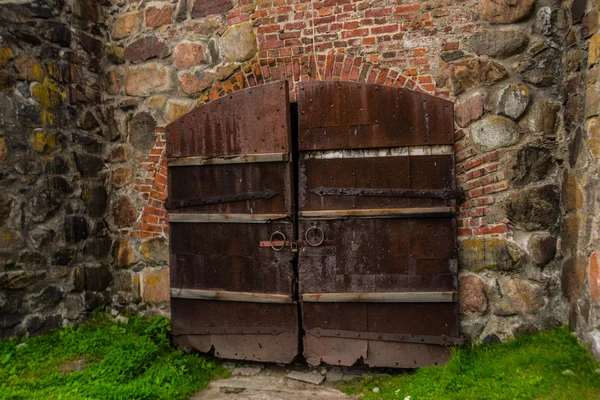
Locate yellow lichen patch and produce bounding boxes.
[0,47,15,68]
[146,95,167,110]
[30,130,58,153]
[14,52,45,82]
[32,79,67,109]
[41,109,55,126]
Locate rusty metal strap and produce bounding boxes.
[165,190,278,209]
[311,187,463,200]
[173,326,285,336]
[307,328,467,346]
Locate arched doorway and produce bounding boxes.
[165,81,463,368]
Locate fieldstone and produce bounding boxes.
[586,117,600,159]
[179,70,215,96]
[112,196,138,228]
[519,47,561,87]
[145,4,173,28]
[64,215,89,244]
[498,84,530,120]
[106,44,125,65]
[109,145,131,163]
[191,0,233,18]
[514,324,539,337]
[173,42,206,69]
[589,34,600,67]
[0,47,15,68]
[470,115,521,152]
[184,16,223,36]
[455,92,485,128]
[31,79,67,109]
[582,10,599,39]
[165,99,194,124]
[110,167,132,188]
[467,29,528,59]
[520,100,561,139]
[41,21,72,47]
[528,233,556,265]
[113,239,136,268]
[29,227,53,250]
[83,237,112,260]
[437,57,508,96]
[52,248,75,266]
[174,0,188,22]
[112,12,142,40]
[569,127,583,167]
[129,112,157,153]
[125,63,171,96]
[29,191,59,223]
[0,138,7,165]
[0,228,25,253]
[124,35,170,63]
[460,323,485,339]
[585,82,600,117]
[140,237,168,264]
[590,252,600,301]
[459,236,527,272]
[534,7,556,36]
[63,294,84,320]
[14,52,45,82]
[79,32,103,56]
[25,314,61,336]
[493,277,545,316]
[483,334,501,345]
[31,286,63,311]
[0,72,15,92]
[30,130,58,153]
[84,291,106,311]
[140,267,169,304]
[73,153,104,178]
[146,95,167,111]
[216,64,239,81]
[571,0,587,23]
[502,184,560,230]
[85,265,113,292]
[478,0,535,24]
[511,146,556,187]
[562,171,584,213]
[440,50,465,62]
[459,275,488,314]
[221,22,257,62]
[81,183,108,218]
[78,110,100,130]
[0,271,46,290]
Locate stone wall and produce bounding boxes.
[0,0,111,337]
[561,0,600,359]
[2,0,599,358]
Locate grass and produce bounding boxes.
[0,313,228,400]
[341,327,600,400]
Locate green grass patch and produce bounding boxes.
[0,313,228,400]
[341,327,600,400]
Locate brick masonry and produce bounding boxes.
[1,0,599,358]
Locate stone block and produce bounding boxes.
[165,98,194,123]
[459,236,527,272]
[81,183,108,218]
[585,83,600,118]
[493,277,545,316]
[14,52,44,82]
[470,115,521,152]
[104,70,122,95]
[497,84,530,121]
[110,167,132,188]
[83,237,112,260]
[590,35,600,67]
[221,22,257,62]
[31,79,67,109]
[106,44,125,65]
[0,47,15,68]
[590,252,600,302]
[109,145,131,163]
[129,112,157,152]
[437,57,507,96]
[179,70,215,96]
[561,171,584,213]
[64,215,89,244]
[571,0,587,23]
[112,196,138,228]
[511,146,556,187]
[145,4,173,28]
[125,63,171,96]
[113,239,136,268]
[140,267,169,304]
[528,233,556,266]
[41,21,72,47]
[124,35,170,63]
[520,100,561,139]
[73,152,104,178]
[113,12,142,39]
[140,237,168,265]
[173,42,206,69]
[581,10,598,39]
[454,92,484,128]
[502,184,560,231]
[85,265,113,292]
[534,6,556,36]
[185,17,223,36]
[519,48,561,87]
[191,0,233,18]
[459,275,488,314]
[478,0,535,24]
[467,29,528,59]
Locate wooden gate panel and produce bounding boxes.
[167,82,298,363]
[297,81,460,368]
[168,163,292,214]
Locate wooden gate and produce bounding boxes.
[166,81,463,367]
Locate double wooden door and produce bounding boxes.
[166,81,463,368]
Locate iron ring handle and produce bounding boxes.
[305,227,325,247]
[270,231,286,252]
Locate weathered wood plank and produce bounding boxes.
[169,213,289,223]
[171,288,294,304]
[168,152,289,167]
[301,291,457,303]
[298,207,454,219]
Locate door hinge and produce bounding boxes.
[166,190,278,209]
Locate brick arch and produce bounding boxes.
[130,55,443,239]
